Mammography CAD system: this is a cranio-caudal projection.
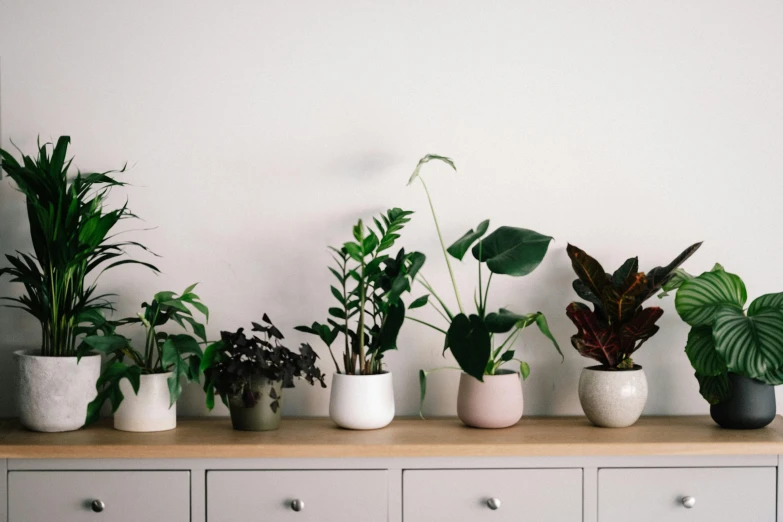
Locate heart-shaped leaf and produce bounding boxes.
[695,371,731,405]
[675,269,747,326]
[447,314,491,381]
[748,292,783,315]
[485,309,539,333]
[713,306,783,378]
[473,227,553,277]
[447,220,490,261]
[684,326,726,376]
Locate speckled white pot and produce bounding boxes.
[329,372,395,430]
[14,350,101,432]
[114,373,176,432]
[578,365,648,428]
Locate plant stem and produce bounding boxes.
[418,275,453,321]
[357,236,367,375]
[483,272,494,315]
[406,316,448,335]
[418,177,464,315]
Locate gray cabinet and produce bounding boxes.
[598,467,777,522]
[403,469,582,522]
[7,470,190,522]
[207,470,388,522]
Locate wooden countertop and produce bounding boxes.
[1,416,782,459]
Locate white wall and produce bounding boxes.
[1,0,782,418]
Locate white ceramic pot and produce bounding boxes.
[329,372,395,430]
[457,371,524,428]
[114,372,176,432]
[14,349,101,432]
[578,365,648,428]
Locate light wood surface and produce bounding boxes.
[1,416,782,459]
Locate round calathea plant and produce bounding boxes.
[661,264,783,404]
[565,242,702,369]
[202,314,326,412]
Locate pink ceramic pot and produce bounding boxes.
[456,371,524,428]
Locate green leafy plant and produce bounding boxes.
[81,284,208,424]
[0,137,158,357]
[565,243,701,369]
[201,314,326,411]
[296,209,425,375]
[407,155,563,411]
[660,264,783,404]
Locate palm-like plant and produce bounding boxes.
[0,137,158,357]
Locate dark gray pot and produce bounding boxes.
[228,378,283,431]
[710,373,776,430]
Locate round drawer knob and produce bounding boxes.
[487,497,501,510]
[291,499,305,512]
[91,500,106,513]
[681,496,696,509]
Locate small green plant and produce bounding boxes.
[201,315,326,411]
[407,155,563,413]
[0,137,158,357]
[80,284,208,424]
[661,264,783,404]
[297,208,426,375]
[565,242,701,369]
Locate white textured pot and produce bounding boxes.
[329,372,395,430]
[114,372,176,432]
[457,371,524,429]
[14,349,101,432]
[578,365,648,428]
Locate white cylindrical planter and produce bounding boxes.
[15,350,101,432]
[329,372,395,430]
[578,365,648,428]
[114,372,176,432]
[457,371,524,429]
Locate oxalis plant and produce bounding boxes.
[297,208,426,375]
[565,243,702,369]
[660,264,783,404]
[0,137,158,357]
[80,284,208,424]
[408,155,563,412]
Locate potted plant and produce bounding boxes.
[202,315,326,431]
[660,264,783,429]
[297,208,425,430]
[566,242,701,427]
[0,137,157,432]
[409,155,563,429]
[81,285,208,432]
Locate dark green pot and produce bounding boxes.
[710,373,776,430]
[228,378,283,431]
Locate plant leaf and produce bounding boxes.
[447,220,490,261]
[675,269,747,326]
[409,295,429,309]
[713,306,783,379]
[534,313,563,361]
[684,326,726,376]
[695,371,731,405]
[447,314,491,381]
[407,154,456,185]
[567,244,609,302]
[519,361,531,380]
[473,227,553,277]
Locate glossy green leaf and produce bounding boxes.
[418,369,428,418]
[519,361,531,380]
[534,313,563,361]
[447,314,491,381]
[684,326,726,376]
[713,306,783,379]
[409,295,429,309]
[695,371,731,405]
[447,220,490,261]
[748,293,783,315]
[485,309,539,333]
[472,227,553,276]
[675,269,747,326]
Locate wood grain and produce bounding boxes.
[1,416,782,459]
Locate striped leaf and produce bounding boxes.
[760,365,783,386]
[713,306,783,379]
[695,372,732,405]
[674,270,747,326]
[684,326,726,376]
[748,293,783,315]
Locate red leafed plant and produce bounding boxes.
[565,243,701,369]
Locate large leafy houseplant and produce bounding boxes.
[0,137,158,356]
[296,208,425,375]
[565,243,702,369]
[408,155,563,411]
[81,284,208,425]
[661,265,783,405]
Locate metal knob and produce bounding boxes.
[681,496,696,509]
[91,500,105,513]
[290,499,305,512]
[487,497,501,510]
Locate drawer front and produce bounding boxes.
[598,467,776,522]
[8,471,190,522]
[403,469,582,522]
[207,470,388,522]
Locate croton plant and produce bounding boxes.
[565,243,702,369]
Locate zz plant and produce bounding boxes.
[81,284,208,424]
[566,243,701,369]
[408,155,563,407]
[0,137,157,357]
[297,208,425,375]
[661,265,783,404]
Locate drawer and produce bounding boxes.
[598,467,776,522]
[207,470,388,522]
[8,470,190,522]
[403,469,582,522]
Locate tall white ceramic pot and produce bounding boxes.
[15,349,101,432]
[578,365,648,428]
[114,372,176,432]
[329,372,395,430]
[457,371,524,428]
